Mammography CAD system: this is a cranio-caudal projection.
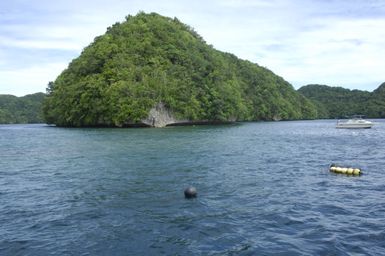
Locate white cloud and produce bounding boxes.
[0,0,384,96]
[0,36,80,51]
[0,63,68,96]
[256,17,385,90]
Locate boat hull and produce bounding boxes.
[336,116,374,129]
[336,124,373,129]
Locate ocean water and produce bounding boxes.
[1,120,385,255]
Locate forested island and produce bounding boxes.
[0,93,45,124]
[1,13,384,125]
[42,12,317,127]
[298,83,385,118]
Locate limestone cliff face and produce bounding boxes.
[141,102,238,127]
[141,102,185,127]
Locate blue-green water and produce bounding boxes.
[1,120,385,255]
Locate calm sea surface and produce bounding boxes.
[1,120,385,255]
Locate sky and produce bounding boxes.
[1,0,385,96]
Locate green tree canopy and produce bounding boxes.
[44,12,317,127]
[298,83,385,118]
[0,93,45,124]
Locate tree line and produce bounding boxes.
[2,82,384,125]
[298,83,385,118]
[0,93,45,124]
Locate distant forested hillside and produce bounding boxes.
[298,83,385,118]
[0,93,45,124]
[43,12,318,127]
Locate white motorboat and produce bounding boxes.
[336,116,373,129]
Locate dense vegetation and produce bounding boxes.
[43,12,317,127]
[0,93,45,124]
[298,83,385,118]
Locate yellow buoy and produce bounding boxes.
[329,164,362,176]
[353,169,361,175]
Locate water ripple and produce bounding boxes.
[1,121,385,255]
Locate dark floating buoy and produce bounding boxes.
[184,186,197,199]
